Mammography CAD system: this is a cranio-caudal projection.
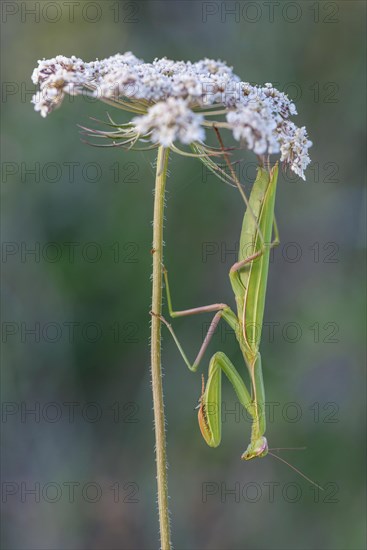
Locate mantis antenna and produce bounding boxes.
[268,451,325,491]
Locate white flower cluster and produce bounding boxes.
[31,52,239,115]
[31,55,90,118]
[132,98,205,147]
[227,106,278,156]
[278,121,313,179]
[31,52,312,178]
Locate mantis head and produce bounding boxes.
[241,436,268,460]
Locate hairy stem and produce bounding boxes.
[151,146,172,550]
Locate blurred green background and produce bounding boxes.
[1,1,366,549]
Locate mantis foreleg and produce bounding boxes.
[198,351,253,448]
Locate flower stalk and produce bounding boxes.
[151,146,171,550]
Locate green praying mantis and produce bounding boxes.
[153,161,278,461]
[151,133,323,487]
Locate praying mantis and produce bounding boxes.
[152,151,279,461]
[150,127,322,493]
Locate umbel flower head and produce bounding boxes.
[31,52,312,179]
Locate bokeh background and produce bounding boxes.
[1,1,366,549]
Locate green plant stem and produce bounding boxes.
[151,146,172,550]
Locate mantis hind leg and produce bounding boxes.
[230,218,280,276]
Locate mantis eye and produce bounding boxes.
[241,436,268,460]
